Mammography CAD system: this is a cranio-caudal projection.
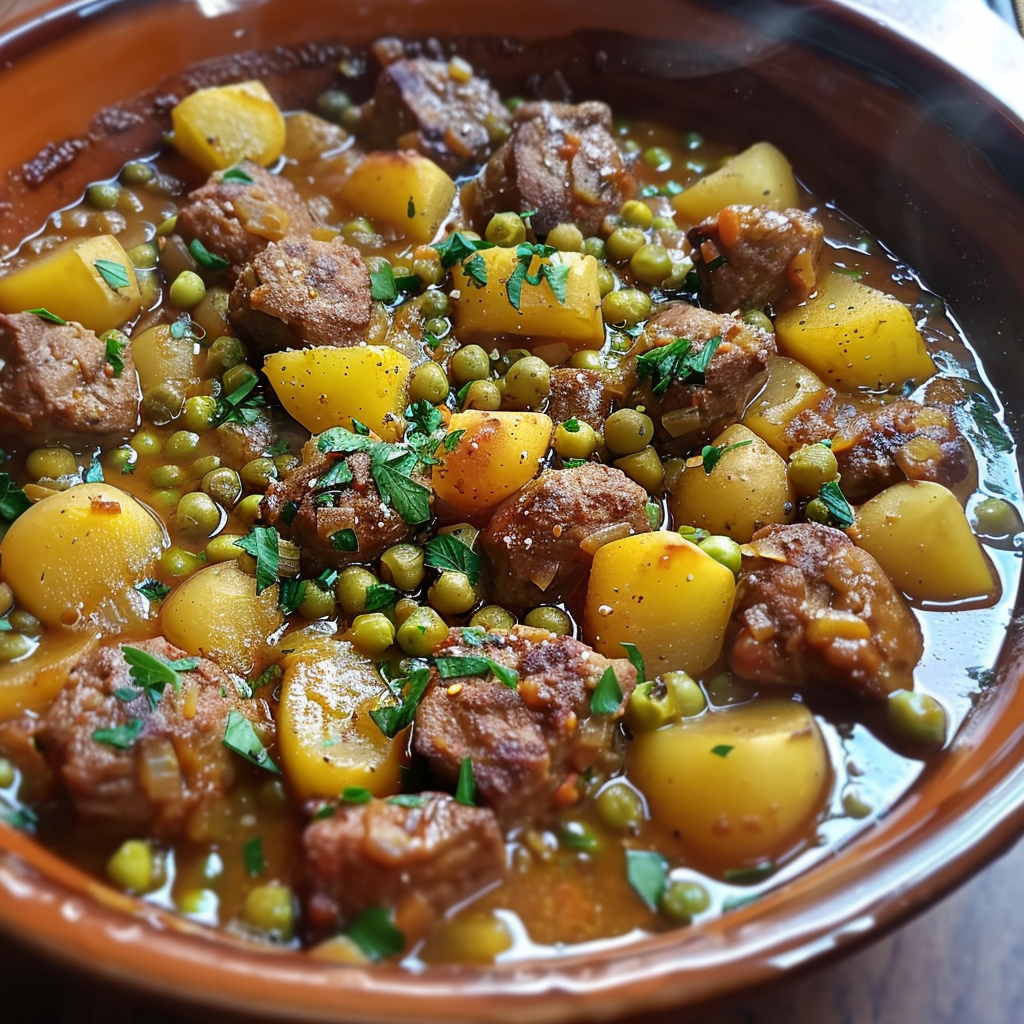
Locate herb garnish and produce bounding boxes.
[242,836,265,877]
[636,335,721,397]
[329,528,358,552]
[435,655,519,690]
[119,646,199,708]
[817,479,855,529]
[620,642,645,684]
[215,374,265,426]
[369,666,431,739]
[711,744,734,758]
[433,232,495,290]
[222,166,254,183]
[423,534,481,586]
[188,238,230,271]
[369,260,420,304]
[625,849,669,909]
[365,582,399,611]
[0,805,37,831]
[92,718,145,750]
[341,786,373,804]
[590,665,624,715]
[236,526,281,594]
[405,399,445,436]
[346,906,406,962]
[454,757,476,806]
[277,577,307,616]
[700,439,752,474]
[135,578,171,601]
[387,794,428,809]
[222,710,280,773]
[505,242,570,311]
[94,258,131,290]
[25,307,66,325]
[562,418,580,434]
[0,474,30,523]
[103,332,127,377]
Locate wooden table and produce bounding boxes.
[2,0,1023,1021]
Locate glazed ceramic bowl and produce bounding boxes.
[1,0,1024,1020]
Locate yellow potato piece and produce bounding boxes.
[669,424,795,542]
[131,323,202,393]
[432,410,552,516]
[452,248,603,352]
[629,699,830,867]
[775,271,936,391]
[338,150,456,244]
[0,483,165,630]
[277,636,404,800]
[0,630,99,722]
[171,80,286,174]
[671,142,800,225]
[584,531,736,676]
[741,355,829,455]
[160,561,283,675]
[0,234,142,334]
[265,346,410,441]
[854,481,998,604]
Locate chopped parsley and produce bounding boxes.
[365,582,399,612]
[711,744,734,758]
[92,718,145,750]
[407,197,416,218]
[723,860,775,884]
[341,786,373,804]
[222,710,280,773]
[0,473,30,523]
[505,242,570,311]
[329,528,359,552]
[25,307,66,324]
[387,794,428,809]
[236,526,280,594]
[277,577,307,616]
[242,836,265,877]
[625,849,669,909]
[590,665,624,715]
[562,418,580,434]
[433,232,495,291]
[0,805,38,831]
[423,534,481,586]
[454,757,476,806]
[405,399,445,436]
[188,238,230,271]
[620,642,645,684]
[215,374,265,426]
[94,258,131,290]
[346,906,406,962]
[636,335,721,397]
[222,166,254,183]
[701,438,752,474]
[103,331,127,376]
[817,479,855,529]
[435,655,518,690]
[120,646,199,708]
[369,666,431,739]
[369,260,420,304]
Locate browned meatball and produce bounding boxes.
[361,56,511,174]
[228,237,372,356]
[0,311,139,447]
[785,393,971,503]
[301,792,505,941]
[413,626,636,826]
[546,367,628,429]
[175,161,315,270]
[479,464,652,608]
[261,438,427,575]
[35,638,275,837]
[688,205,823,313]
[472,101,636,237]
[636,302,776,449]
[729,523,923,701]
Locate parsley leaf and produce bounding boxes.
[625,849,669,909]
[135,578,172,601]
[435,655,518,690]
[236,526,280,594]
[0,473,31,523]
[122,646,199,708]
[222,709,280,773]
[94,258,131,290]
[242,836,265,877]
[620,642,645,684]
[454,757,476,806]
[92,718,145,750]
[341,786,373,804]
[103,332,126,376]
[277,577,306,616]
[222,166,254,183]
[387,794,427,809]
[462,253,488,288]
[369,261,420,303]
[817,479,855,529]
[433,232,495,269]
[723,860,775,885]
[346,906,406,962]
[423,534,481,586]
[369,667,431,739]
[329,528,358,551]
[505,242,568,311]
[590,665,624,715]
[26,307,66,324]
[215,374,265,426]
[405,399,445,436]
[636,335,721,397]
[701,438,752,474]
[562,418,580,433]
[711,744,734,758]
[318,457,355,490]
[365,582,399,611]
[0,805,37,831]
[82,454,104,482]
[188,238,230,271]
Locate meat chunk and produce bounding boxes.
[0,311,139,447]
[362,56,511,174]
[785,393,970,503]
[729,523,923,700]
[636,302,776,449]
[688,205,823,313]
[479,464,651,608]
[261,438,426,575]
[413,626,636,826]
[174,161,316,271]
[546,367,627,429]
[228,238,372,356]
[473,101,636,237]
[35,638,275,837]
[301,792,505,941]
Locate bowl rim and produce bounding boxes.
[2,0,1024,1020]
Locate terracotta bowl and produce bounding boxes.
[1,0,1024,1020]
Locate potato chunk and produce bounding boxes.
[775,272,936,391]
[741,355,829,455]
[337,150,456,244]
[277,637,404,800]
[0,235,142,334]
[265,346,410,442]
[584,531,736,675]
[0,631,99,722]
[629,699,830,867]
[171,80,286,173]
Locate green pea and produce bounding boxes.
[126,241,160,270]
[205,534,245,563]
[503,355,551,410]
[582,236,606,261]
[697,534,743,576]
[7,609,40,636]
[788,444,839,497]
[660,880,710,923]
[178,888,218,920]
[201,467,242,508]
[242,884,295,941]
[341,217,376,241]
[335,567,379,615]
[603,409,654,456]
[972,496,1023,540]
[151,463,186,489]
[0,633,33,662]
[207,334,245,374]
[642,146,672,171]
[652,216,679,232]
[299,581,336,620]
[424,316,451,340]
[569,350,603,371]
[428,570,477,616]
[150,488,181,509]
[888,689,947,746]
[554,420,598,460]
[169,270,207,309]
[394,597,419,624]
[107,840,156,894]
[596,265,616,297]
[804,497,831,524]
[613,446,664,492]
[605,226,647,263]
[470,605,517,631]
[546,222,584,253]
[596,781,645,832]
[26,446,77,480]
[143,381,185,424]
[463,379,502,411]
[624,681,676,732]
[241,458,278,492]
[558,820,599,853]
[236,494,263,527]
[485,211,527,247]
[0,757,14,789]
[662,671,707,717]
[397,607,450,657]
[741,308,775,334]
[450,345,491,385]
[86,181,121,210]
[183,396,219,433]
[409,361,450,404]
[412,257,444,287]
[164,430,201,462]
[351,612,397,656]
[523,606,572,635]
[416,289,448,320]
[176,491,222,540]
[105,446,137,476]
[314,88,352,122]
[161,545,204,577]
[601,288,651,327]
[222,363,258,396]
[121,160,155,185]
[630,243,672,285]
[274,453,299,477]
[380,544,425,591]
[619,200,654,230]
